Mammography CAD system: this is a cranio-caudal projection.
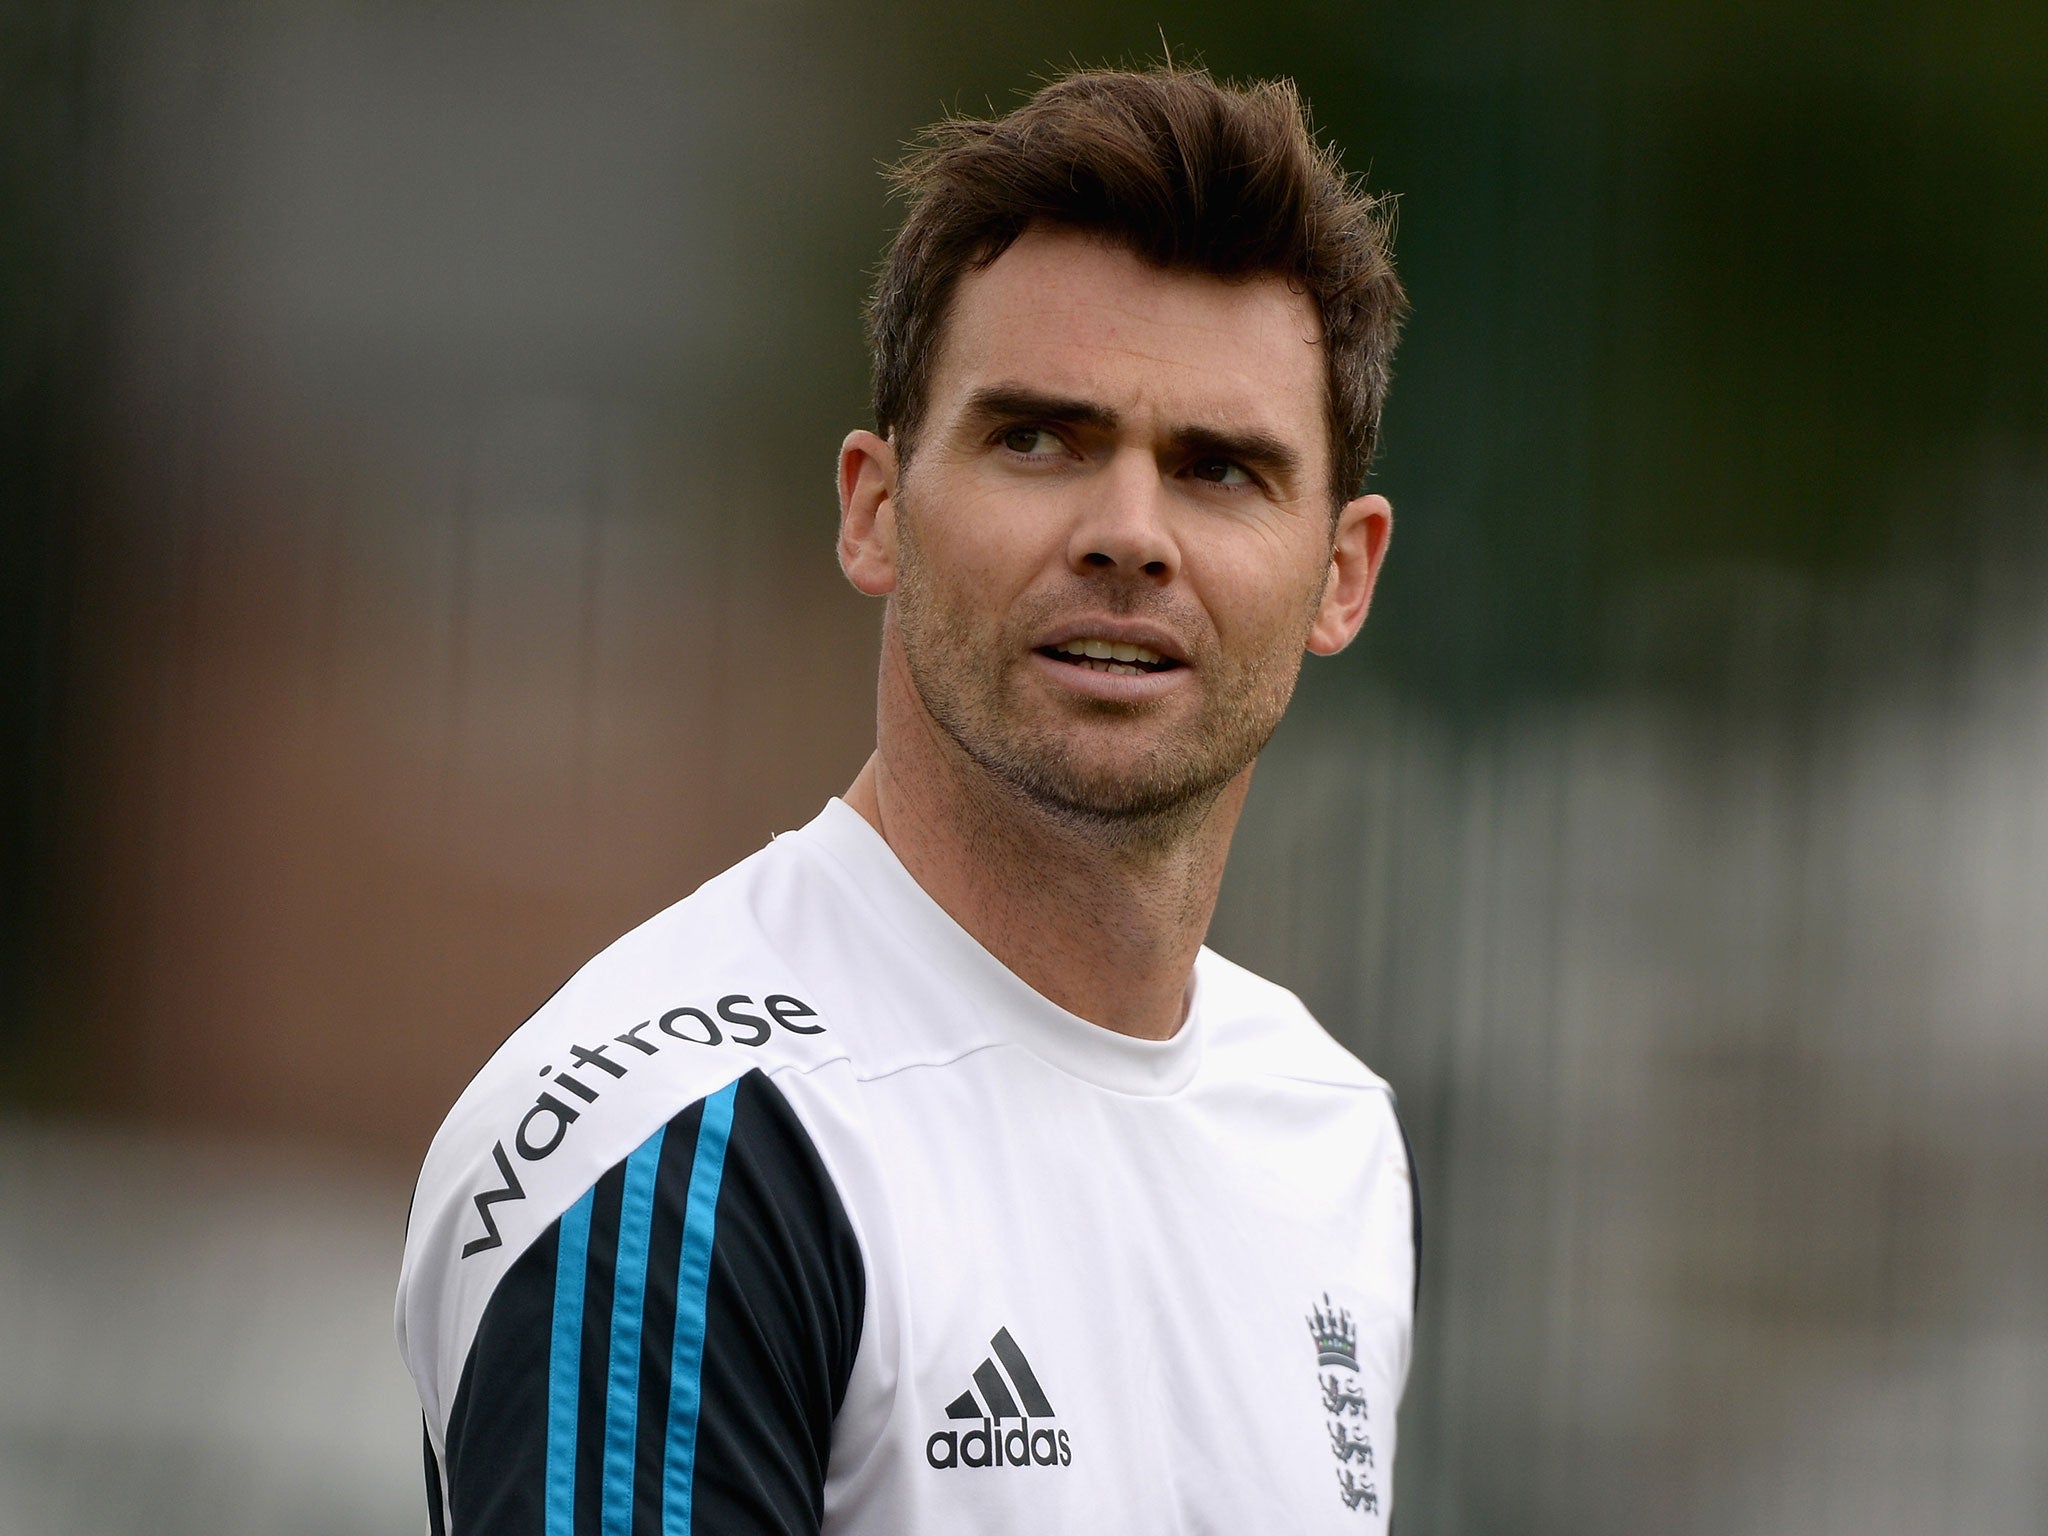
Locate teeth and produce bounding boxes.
[1056,638,1163,665]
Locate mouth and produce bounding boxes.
[1036,637,1183,677]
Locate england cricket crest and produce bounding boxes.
[1308,1292,1378,1517]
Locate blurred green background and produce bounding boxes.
[4,2,2045,1531]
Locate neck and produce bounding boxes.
[843,649,1248,1042]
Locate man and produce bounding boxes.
[398,65,1416,1533]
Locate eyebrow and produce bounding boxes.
[960,383,1306,487]
[962,385,1119,435]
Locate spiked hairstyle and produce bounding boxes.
[868,66,1406,504]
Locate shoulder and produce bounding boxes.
[1194,946,1422,1314]
[1194,946,1394,1101]
[417,835,853,1242]
[398,821,868,1430]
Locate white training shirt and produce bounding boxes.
[397,798,1417,1534]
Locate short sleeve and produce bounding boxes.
[435,1069,865,1534]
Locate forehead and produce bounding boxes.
[929,227,1328,452]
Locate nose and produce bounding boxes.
[1067,450,1179,582]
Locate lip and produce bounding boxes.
[1030,618,1191,666]
[1026,647,1193,703]
[1026,616,1195,705]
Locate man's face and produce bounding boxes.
[851,226,1387,831]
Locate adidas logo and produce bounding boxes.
[924,1327,1072,1470]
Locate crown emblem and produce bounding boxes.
[1307,1292,1358,1371]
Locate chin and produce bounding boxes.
[971,733,1251,835]
[902,638,1283,838]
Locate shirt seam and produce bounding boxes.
[763,1039,1210,1101]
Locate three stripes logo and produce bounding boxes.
[924,1327,1073,1470]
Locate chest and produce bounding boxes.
[820,1066,1412,1532]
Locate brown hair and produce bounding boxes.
[868,66,1406,503]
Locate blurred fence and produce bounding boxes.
[1218,495,2048,1533]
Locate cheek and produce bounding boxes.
[912,539,1026,624]
[913,500,1065,611]
[1192,546,1328,653]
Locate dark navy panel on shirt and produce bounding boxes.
[424,1420,449,1536]
[440,1069,866,1535]
[1393,1106,1422,1318]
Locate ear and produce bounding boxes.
[838,430,901,596]
[1306,492,1392,656]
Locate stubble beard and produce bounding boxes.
[890,499,1310,853]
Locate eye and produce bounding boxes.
[1188,457,1252,486]
[999,425,1063,456]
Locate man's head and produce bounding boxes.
[839,67,1401,845]
[868,66,1405,507]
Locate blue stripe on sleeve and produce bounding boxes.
[547,1186,596,1536]
[662,1079,740,1535]
[601,1125,668,1536]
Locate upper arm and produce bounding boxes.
[435,1069,865,1535]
